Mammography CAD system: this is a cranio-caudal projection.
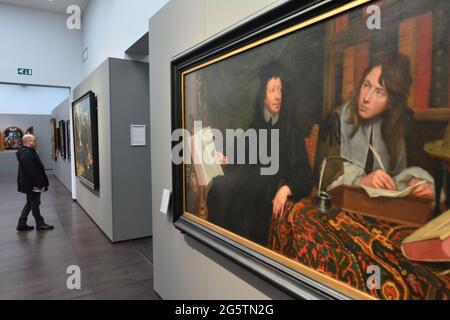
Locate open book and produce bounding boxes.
[188,127,224,186]
[362,180,427,198]
[402,210,450,262]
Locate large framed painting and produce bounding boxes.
[72,91,99,190]
[0,129,4,152]
[171,0,450,300]
[50,118,57,161]
[67,120,71,160]
[56,127,61,154]
[59,120,66,160]
[3,126,24,150]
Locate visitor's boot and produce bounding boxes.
[17,224,35,232]
[36,223,54,231]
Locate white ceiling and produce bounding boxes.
[0,0,88,14]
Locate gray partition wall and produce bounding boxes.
[73,58,152,242]
[149,0,289,299]
[0,114,54,173]
[51,99,72,192]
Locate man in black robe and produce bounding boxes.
[207,61,313,246]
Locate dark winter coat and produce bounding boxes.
[17,146,49,194]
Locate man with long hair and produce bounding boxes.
[317,54,434,199]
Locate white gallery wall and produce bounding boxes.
[0,3,83,88]
[81,0,169,77]
[0,114,54,173]
[149,0,292,299]
[0,83,69,174]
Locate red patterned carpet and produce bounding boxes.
[269,201,450,300]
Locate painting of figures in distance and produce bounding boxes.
[72,91,99,190]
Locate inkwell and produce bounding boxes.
[316,156,342,213]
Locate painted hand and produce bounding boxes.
[409,179,435,200]
[360,169,397,190]
[215,152,228,165]
[272,185,292,218]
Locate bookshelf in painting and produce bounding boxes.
[323,0,450,122]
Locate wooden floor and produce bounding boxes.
[0,173,158,300]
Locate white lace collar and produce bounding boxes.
[263,107,279,126]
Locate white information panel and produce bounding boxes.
[160,189,171,215]
[130,125,146,146]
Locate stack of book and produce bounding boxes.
[402,209,450,262]
[333,4,449,112]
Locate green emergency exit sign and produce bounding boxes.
[18,68,32,76]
